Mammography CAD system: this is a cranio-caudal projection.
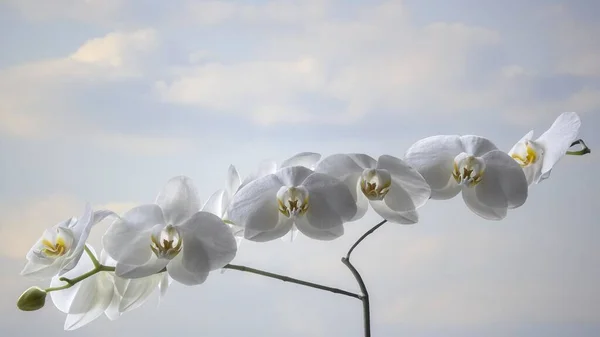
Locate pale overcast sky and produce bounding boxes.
[1,0,599,336]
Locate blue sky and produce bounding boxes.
[1,1,599,336]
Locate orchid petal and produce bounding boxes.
[459,135,498,156]
[227,174,283,233]
[102,204,164,266]
[179,211,237,271]
[462,187,507,220]
[303,172,358,229]
[478,150,528,209]
[536,112,581,182]
[295,217,344,240]
[155,176,201,226]
[377,155,431,210]
[404,135,463,199]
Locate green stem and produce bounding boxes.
[566,139,591,156]
[85,245,101,269]
[44,265,115,293]
[222,264,360,299]
[343,219,388,337]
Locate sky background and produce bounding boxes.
[1,0,599,336]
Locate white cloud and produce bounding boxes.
[0,29,157,139]
[183,0,330,25]
[158,1,504,125]
[503,87,600,125]
[539,5,600,77]
[5,0,123,23]
[90,132,196,155]
[70,29,157,69]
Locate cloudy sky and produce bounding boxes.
[1,0,599,336]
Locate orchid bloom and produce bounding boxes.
[404,135,528,220]
[316,154,431,224]
[508,112,581,185]
[21,205,115,278]
[49,246,167,330]
[102,176,237,285]
[209,152,321,244]
[227,166,357,242]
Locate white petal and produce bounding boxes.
[244,217,294,242]
[295,217,344,240]
[50,247,95,313]
[115,256,169,279]
[302,172,358,229]
[21,260,61,278]
[508,130,534,155]
[92,209,119,226]
[155,176,201,226]
[462,187,507,220]
[275,165,314,187]
[281,225,299,243]
[370,199,419,224]
[316,153,376,178]
[315,154,373,221]
[478,150,528,209]
[102,204,164,266]
[159,272,170,300]
[167,251,209,286]
[104,282,121,321]
[61,204,95,275]
[240,160,277,189]
[118,275,161,312]
[179,211,237,271]
[64,271,114,330]
[522,161,543,186]
[536,112,581,182]
[227,165,242,195]
[459,135,498,156]
[226,174,283,233]
[281,152,321,169]
[352,181,370,221]
[404,135,463,199]
[201,189,225,217]
[377,155,431,210]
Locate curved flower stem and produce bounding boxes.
[567,139,591,156]
[342,219,388,337]
[223,264,361,299]
[44,265,115,293]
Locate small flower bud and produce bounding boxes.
[17,286,47,311]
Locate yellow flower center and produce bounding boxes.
[360,169,392,200]
[41,237,67,257]
[150,225,183,260]
[452,154,485,187]
[277,186,309,218]
[511,141,539,167]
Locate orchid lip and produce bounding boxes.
[150,225,183,260]
[277,186,309,218]
[359,168,392,200]
[452,154,485,187]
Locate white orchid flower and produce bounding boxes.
[102,176,237,285]
[21,205,116,278]
[508,112,581,185]
[227,166,357,242]
[404,135,528,220]
[208,152,321,244]
[49,247,167,330]
[316,154,431,224]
